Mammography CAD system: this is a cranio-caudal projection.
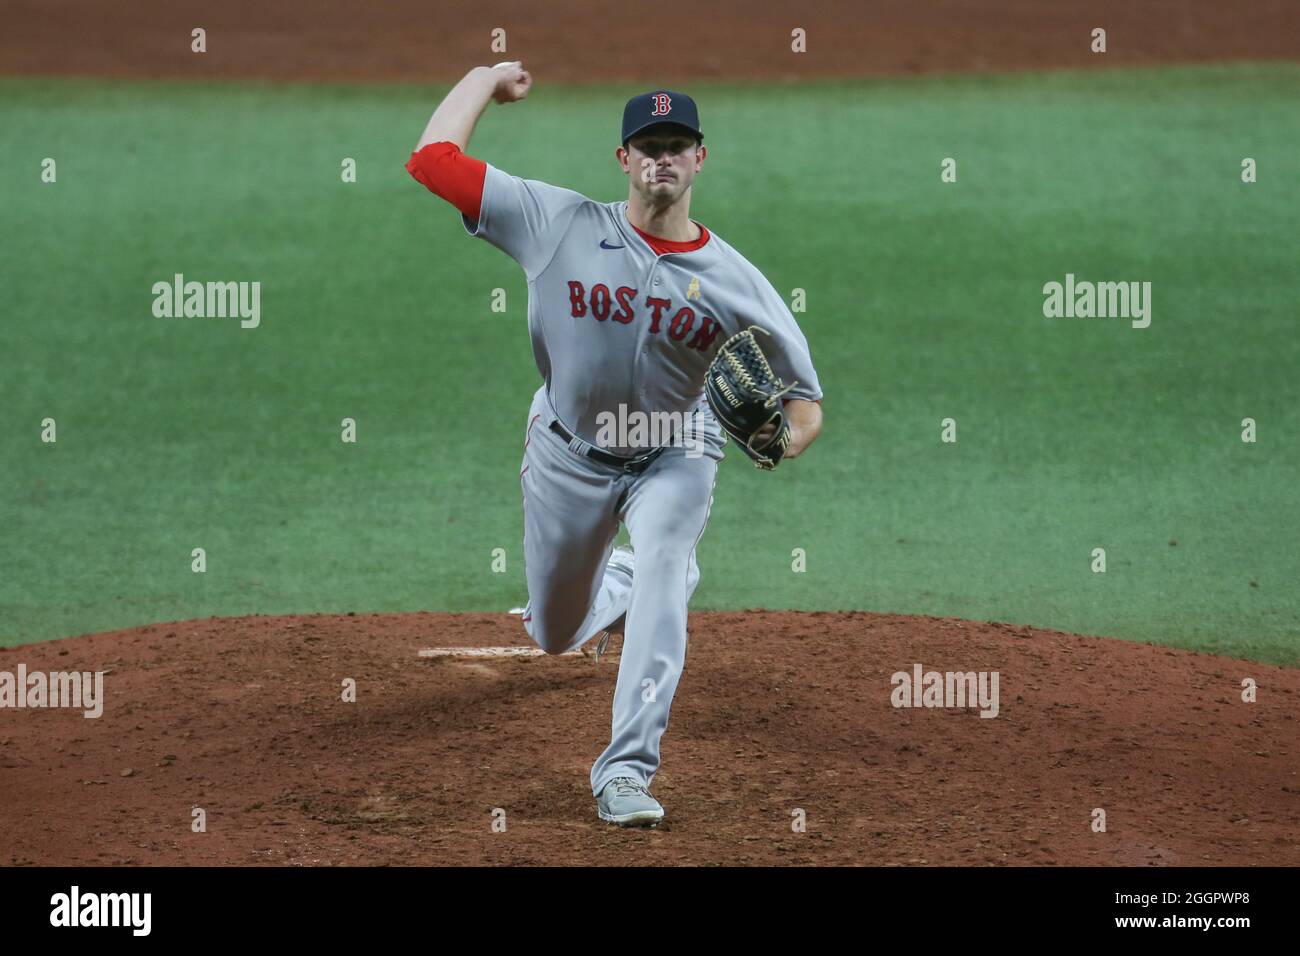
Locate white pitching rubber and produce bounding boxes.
[418,646,580,658]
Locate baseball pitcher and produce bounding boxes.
[405,62,823,827]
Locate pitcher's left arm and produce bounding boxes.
[779,398,822,459]
[736,260,824,461]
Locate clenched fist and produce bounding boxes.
[489,61,532,104]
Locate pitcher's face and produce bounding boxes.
[619,127,706,206]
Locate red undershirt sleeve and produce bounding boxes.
[405,141,488,221]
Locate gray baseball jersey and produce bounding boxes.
[443,158,822,801]
[464,163,822,454]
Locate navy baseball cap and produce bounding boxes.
[621,90,703,146]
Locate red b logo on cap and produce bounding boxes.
[650,93,672,116]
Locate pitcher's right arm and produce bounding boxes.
[406,63,589,280]
[415,62,532,152]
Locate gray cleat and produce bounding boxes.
[596,777,664,827]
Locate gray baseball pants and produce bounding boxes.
[517,386,724,796]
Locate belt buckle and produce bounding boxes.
[624,448,661,474]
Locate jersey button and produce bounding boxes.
[653,278,661,286]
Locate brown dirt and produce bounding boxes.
[1,611,1296,866]
[1,0,1297,84]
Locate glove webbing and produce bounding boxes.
[716,328,798,409]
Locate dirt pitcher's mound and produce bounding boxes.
[1,611,1296,866]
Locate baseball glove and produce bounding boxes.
[704,326,798,470]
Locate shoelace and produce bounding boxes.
[611,777,650,798]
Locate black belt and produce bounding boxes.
[548,420,666,475]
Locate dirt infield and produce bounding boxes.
[2,0,1297,84]
[2,611,1296,866]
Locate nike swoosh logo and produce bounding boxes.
[599,239,625,250]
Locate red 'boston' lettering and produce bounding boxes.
[644,296,672,334]
[667,307,695,340]
[567,281,587,317]
[613,286,637,324]
[590,284,611,321]
[562,287,720,353]
[686,315,723,352]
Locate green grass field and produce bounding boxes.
[3,64,1298,662]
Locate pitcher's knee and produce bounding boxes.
[523,612,581,656]
[536,633,574,656]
